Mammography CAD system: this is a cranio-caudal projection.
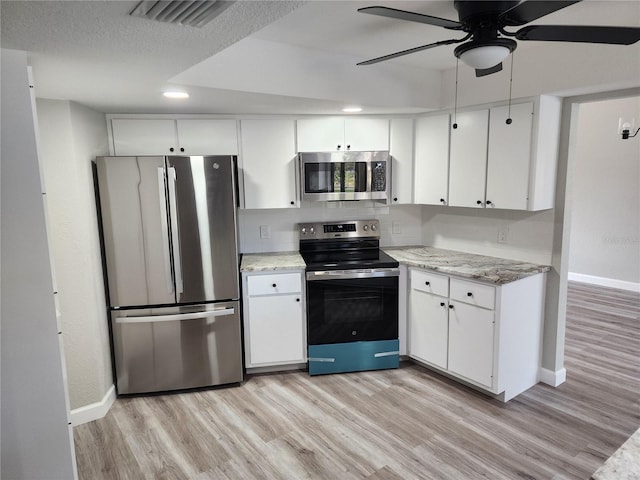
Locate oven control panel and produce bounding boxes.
[298,219,380,239]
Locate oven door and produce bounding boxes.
[306,269,399,345]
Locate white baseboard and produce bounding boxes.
[568,272,640,293]
[539,367,566,387]
[70,384,116,427]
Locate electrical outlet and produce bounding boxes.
[259,225,271,239]
[392,221,402,234]
[498,228,508,244]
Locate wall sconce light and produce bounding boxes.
[619,117,639,140]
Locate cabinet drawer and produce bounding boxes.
[411,269,448,297]
[247,273,302,296]
[450,278,495,310]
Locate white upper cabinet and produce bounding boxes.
[448,109,490,208]
[486,102,534,210]
[239,119,298,209]
[389,118,414,204]
[175,119,239,155]
[111,118,176,155]
[414,114,450,206]
[447,96,560,211]
[344,118,389,151]
[111,118,239,156]
[296,117,389,152]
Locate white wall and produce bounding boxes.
[1,48,77,480]
[36,99,113,410]
[238,204,423,253]
[421,207,555,266]
[568,96,640,288]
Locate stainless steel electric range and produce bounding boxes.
[298,219,400,375]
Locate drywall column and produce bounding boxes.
[1,49,78,479]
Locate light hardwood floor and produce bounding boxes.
[74,282,640,479]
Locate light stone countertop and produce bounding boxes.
[240,252,306,272]
[383,246,551,285]
[240,246,551,284]
[591,428,640,480]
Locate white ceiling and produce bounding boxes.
[2,0,639,115]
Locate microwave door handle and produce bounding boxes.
[167,166,184,295]
[114,307,236,324]
[157,168,174,295]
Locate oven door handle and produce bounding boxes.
[306,268,400,281]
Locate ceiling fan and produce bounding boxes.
[357,1,640,77]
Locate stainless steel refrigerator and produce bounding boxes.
[95,155,243,394]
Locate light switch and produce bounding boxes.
[260,225,271,239]
[392,222,402,234]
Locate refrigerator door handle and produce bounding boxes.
[114,307,236,324]
[167,166,184,295]
[157,167,174,295]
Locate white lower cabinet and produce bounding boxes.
[409,289,448,369]
[408,268,545,401]
[447,301,495,388]
[242,271,306,368]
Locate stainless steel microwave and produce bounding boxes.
[299,151,390,202]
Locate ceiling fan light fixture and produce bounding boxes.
[454,38,517,70]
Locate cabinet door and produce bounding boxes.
[344,118,389,151]
[414,114,450,205]
[296,117,344,152]
[448,109,489,208]
[247,294,305,365]
[486,102,534,210]
[409,289,448,369]
[389,118,414,204]
[176,119,238,155]
[448,301,495,388]
[111,118,177,155]
[240,119,298,209]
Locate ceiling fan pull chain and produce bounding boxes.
[453,58,459,129]
[506,52,514,125]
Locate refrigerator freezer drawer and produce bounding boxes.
[111,302,243,394]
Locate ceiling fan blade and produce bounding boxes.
[500,1,581,27]
[357,38,466,66]
[476,63,503,77]
[515,25,640,45]
[358,6,463,30]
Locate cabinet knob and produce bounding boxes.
[180,147,185,152]
[290,201,295,205]
[337,145,341,150]
[448,304,454,309]
[346,145,351,150]
[467,292,473,297]
[486,200,493,206]
[272,283,277,288]
[440,198,446,204]
[296,298,300,302]
[440,302,445,307]
[393,197,398,202]
[425,281,430,286]
[476,200,483,205]
[169,147,175,152]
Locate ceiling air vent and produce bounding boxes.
[130,1,235,28]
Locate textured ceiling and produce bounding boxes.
[1,0,639,115]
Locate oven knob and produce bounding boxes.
[352,330,357,336]
[301,227,307,235]
[310,227,315,235]
[371,224,377,231]
[363,225,369,231]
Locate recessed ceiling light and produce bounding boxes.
[342,106,363,113]
[163,91,189,99]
